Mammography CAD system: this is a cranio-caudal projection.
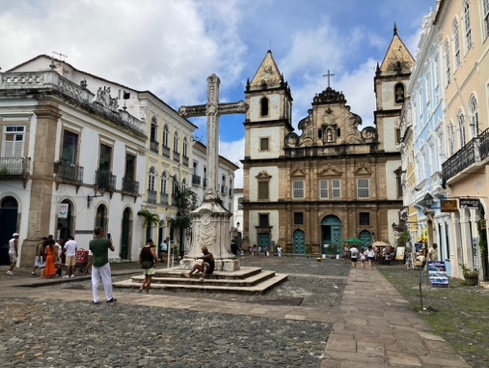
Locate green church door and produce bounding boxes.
[321,216,342,255]
[258,233,270,254]
[120,208,131,260]
[359,230,373,251]
[293,230,306,255]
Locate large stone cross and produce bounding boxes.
[178,74,248,201]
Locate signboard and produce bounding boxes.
[58,203,69,219]
[395,246,405,261]
[441,199,458,212]
[459,198,480,208]
[428,261,449,288]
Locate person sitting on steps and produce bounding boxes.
[183,246,215,281]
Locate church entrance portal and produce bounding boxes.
[321,215,342,256]
[0,196,18,265]
[293,230,306,254]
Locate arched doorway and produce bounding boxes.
[293,229,306,254]
[95,204,108,234]
[0,196,19,265]
[57,199,74,241]
[359,230,373,251]
[120,208,132,260]
[321,215,343,255]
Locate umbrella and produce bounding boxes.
[372,241,390,247]
[344,237,363,245]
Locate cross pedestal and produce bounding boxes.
[178,74,248,271]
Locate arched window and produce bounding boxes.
[161,171,168,194]
[150,117,158,142]
[173,132,179,153]
[260,97,269,117]
[458,110,466,147]
[148,167,156,191]
[448,122,455,155]
[464,0,473,50]
[162,124,169,148]
[394,83,405,103]
[454,19,461,68]
[470,96,479,137]
[183,138,188,158]
[318,129,323,139]
[445,40,451,84]
[95,204,108,233]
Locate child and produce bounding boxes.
[277,246,283,257]
[360,251,367,268]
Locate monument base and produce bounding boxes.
[180,257,240,272]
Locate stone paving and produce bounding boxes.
[0,256,471,367]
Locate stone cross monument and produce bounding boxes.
[178,74,248,271]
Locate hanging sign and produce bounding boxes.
[441,199,458,212]
[58,203,69,219]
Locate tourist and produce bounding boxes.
[139,239,158,293]
[54,239,64,277]
[89,226,116,304]
[360,250,367,268]
[6,233,19,275]
[277,246,283,257]
[184,246,215,281]
[367,246,376,269]
[250,244,258,256]
[343,245,350,264]
[349,246,359,268]
[32,236,47,276]
[63,235,78,278]
[44,236,57,279]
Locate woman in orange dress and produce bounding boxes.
[44,242,57,278]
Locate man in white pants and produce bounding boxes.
[89,226,116,304]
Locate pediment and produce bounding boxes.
[355,164,372,176]
[319,165,343,176]
[291,169,306,177]
[255,171,272,180]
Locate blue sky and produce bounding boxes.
[0,0,438,186]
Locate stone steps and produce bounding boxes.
[113,266,288,294]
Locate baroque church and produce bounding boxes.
[241,27,415,255]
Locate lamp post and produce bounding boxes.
[424,193,434,285]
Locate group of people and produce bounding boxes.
[30,235,81,279]
[344,245,377,269]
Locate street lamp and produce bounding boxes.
[424,193,435,284]
[236,221,240,229]
[424,193,434,208]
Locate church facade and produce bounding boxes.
[241,28,414,255]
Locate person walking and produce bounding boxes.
[367,246,376,269]
[32,236,47,276]
[349,246,359,268]
[139,239,158,293]
[89,227,116,304]
[6,233,19,275]
[63,235,78,278]
[44,239,57,279]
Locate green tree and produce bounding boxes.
[137,209,160,242]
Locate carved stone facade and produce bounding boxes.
[242,36,412,254]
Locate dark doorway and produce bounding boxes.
[0,197,19,265]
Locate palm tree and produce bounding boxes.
[138,209,160,242]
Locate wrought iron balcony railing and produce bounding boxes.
[162,146,170,158]
[122,177,139,195]
[0,157,27,177]
[173,151,180,163]
[95,170,116,192]
[54,161,83,183]
[150,140,159,153]
[192,174,201,186]
[148,190,157,204]
[160,193,169,206]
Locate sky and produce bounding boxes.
[0,0,438,187]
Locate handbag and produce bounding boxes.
[141,261,154,269]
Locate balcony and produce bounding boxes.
[162,146,170,158]
[160,193,169,206]
[442,129,489,183]
[54,161,83,183]
[148,190,157,204]
[192,174,201,186]
[150,140,159,153]
[122,177,139,195]
[173,151,180,163]
[182,156,189,167]
[0,157,28,177]
[95,170,116,192]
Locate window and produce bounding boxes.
[464,0,473,50]
[320,180,329,198]
[98,144,112,172]
[183,138,188,157]
[259,214,269,227]
[173,132,179,152]
[61,130,78,164]
[454,19,461,68]
[3,126,25,157]
[470,96,479,137]
[148,167,156,191]
[124,154,136,180]
[162,125,169,147]
[359,212,370,226]
[260,97,269,116]
[448,123,455,155]
[357,178,370,198]
[332,179,341,198]
[258,181,269,200]
[260,137,269,151]
[395,128,401,144]
[445,41,451,85]
[458,110,466,147]
[238,197,244,210]
[294,212,304,225]
[292,180,305,199]
[161,171,168,194]
[394,83,405,103]
[483,0,489,39]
